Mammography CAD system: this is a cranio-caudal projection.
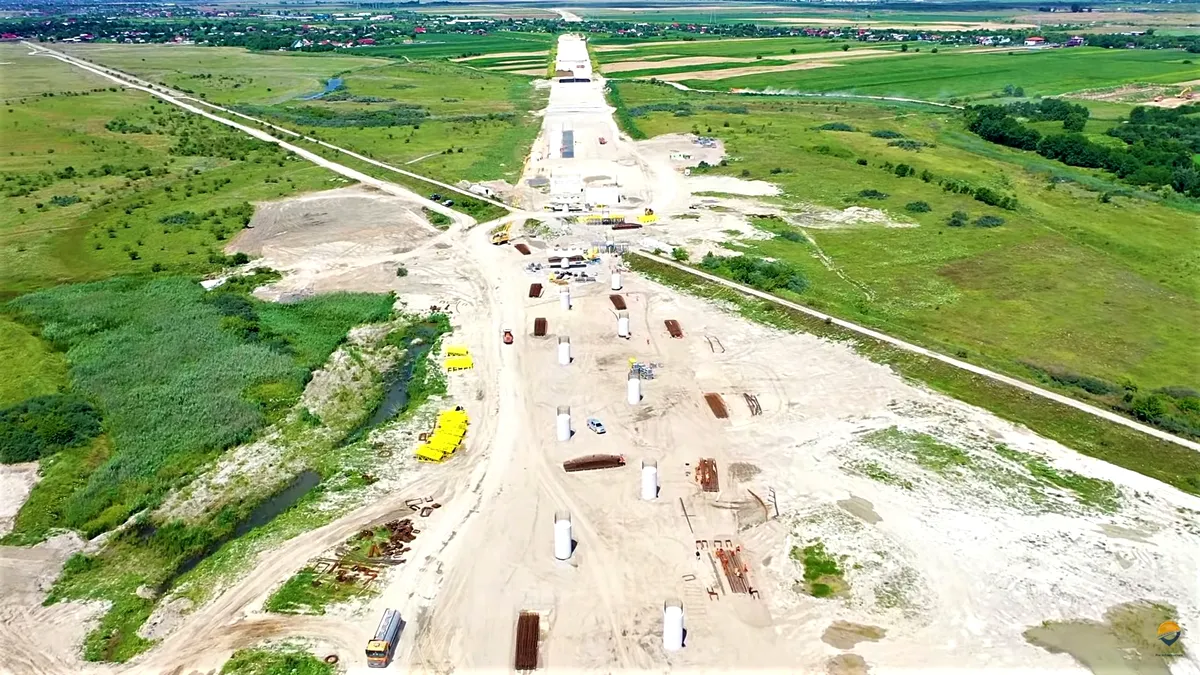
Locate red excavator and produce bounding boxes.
[502,328,514,345]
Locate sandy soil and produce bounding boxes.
[0,534,102,675]
[0,463,39,537]
[647,60,841,83]
[228,185,439,298]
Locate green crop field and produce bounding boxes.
[683,47,1200,101]
[595,37,872,64]
[612,81,1200,422]
[57,44,390,105]
[350,30,554,60]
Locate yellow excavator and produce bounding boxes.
[490,221,512,245]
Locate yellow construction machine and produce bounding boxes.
[490,222,512,245]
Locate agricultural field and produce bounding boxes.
[678,47,1200,102]
[350,30,554,60]
[612,81,1199,427]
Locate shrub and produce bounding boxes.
[974,215,1005,228]
[699,252,808,294]
[904,201,931,213]
[870,130,904,139]
[856,158,868,166]
[888,139,928,151]
[396,265,408,277]
[858,189,888,200]
[817,122,855,132]
[670,247,689,262]
[0,395,102,464]
[778,230,805,242]
[947,210,969,227]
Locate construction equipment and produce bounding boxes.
[443,355,474,371]
[491,222,512,245]
[365,609,403,668]
[446,345,469,356]
[503,328,514,345]
[599,137,607,145]
[1180,86,1194,100]
[638,208,658,225]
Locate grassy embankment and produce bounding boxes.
[220,647,333,675]
[60,44,548,214]
[611,76,1199,440]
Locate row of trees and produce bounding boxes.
[966,102,1200,196]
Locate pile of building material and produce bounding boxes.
[609,294,627,310]
[534,318,548,336]
[515,611,540,671]
[715,545,755,596]
[414,407,468,463]
[563,454,627,472]
[697,458,719,492]
[743,393,762,416]
[364,518,420,562]
[665,320,683,338]
[704,393,728,419]
[629,360,655,379]
[514,243,532,255]
[529,283,543,298]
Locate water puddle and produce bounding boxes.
[299,77,344,100]
[161,470,320,590]
[1024,600,1182,675]
[342,318,446,445]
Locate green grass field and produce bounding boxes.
[596,37,885,64]
[682,47,1200,101]
[350,30,554,60]
[56,44,390,105]
[613,81,1199,409]
[48,47,546,188]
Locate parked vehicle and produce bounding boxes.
[502,328,514,345]
[587,417,606,434]
[429,193,442,201]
